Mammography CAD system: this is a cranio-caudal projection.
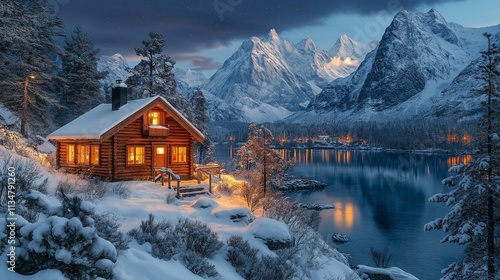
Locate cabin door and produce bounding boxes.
[153,144,168,175]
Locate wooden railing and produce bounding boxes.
[154,167,181,198]
[195,164,221,194]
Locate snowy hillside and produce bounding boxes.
[203,29,376,122]
[289,9,500,124]
[0,145,357,280]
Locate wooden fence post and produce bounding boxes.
[176,180,180,199]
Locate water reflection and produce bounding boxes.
[333,200,357,229]
[215,145,466,279]
[447,154,472,168]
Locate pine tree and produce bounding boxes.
[425,33,500,280]
[190,87,214,163]
[0,0,64,136]
[237,124,294,195]
[59,26,107,124]
[126,32,192,117]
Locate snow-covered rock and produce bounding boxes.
[212,206,254,224]
[356,265,419,280]
[247,218,292,250]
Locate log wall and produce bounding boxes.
[56,110,197,181]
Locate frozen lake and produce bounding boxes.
[216,146,467,279]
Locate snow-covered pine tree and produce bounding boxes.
[126,32,193,118]
[190,87,214,163]
[237,124,294,195]
[58,26,107,125]
[0,0,64,137]
[425,33,500,280]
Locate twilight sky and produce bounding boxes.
[53,0,500,77]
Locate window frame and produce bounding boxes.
[171,146,187,164]
[66,144,100,166]
[67,144,75,164]
[77,145,90,165]
[147,110,164,126]
[127,146,146,166]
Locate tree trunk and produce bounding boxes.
[21,75,29,136]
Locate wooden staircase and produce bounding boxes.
[174,186,209,198]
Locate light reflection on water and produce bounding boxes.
[216,145,472,280]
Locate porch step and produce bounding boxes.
[175,187,205,193]
[179,190,209,198]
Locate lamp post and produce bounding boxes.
[21,74,35,136]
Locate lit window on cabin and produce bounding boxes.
[67,144,75,163]
[127,146,145,165]
[172,146,187,163]
[148,111,160,125]
[77,145,90,165]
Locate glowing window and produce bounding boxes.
[67,144,75,163]
[77,145,90,165]
[127,146,145,165]
[91,145,100,166]
[148,111,161,125]
[156,147,165,154]
[172,146,187,163]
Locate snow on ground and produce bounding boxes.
[0,104,18,126]
[0,150,354,279]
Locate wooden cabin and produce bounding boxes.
[47,80,205,180]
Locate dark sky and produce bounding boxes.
[53,0,466,71]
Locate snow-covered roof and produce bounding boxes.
[47,96,205,142]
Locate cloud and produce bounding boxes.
[174,55,222,71]
[56,0,464,69]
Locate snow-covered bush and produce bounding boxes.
[128,215,223,277]
[0,152,48,207]
[128,213,173,246]
[57,178,128,200]
[181,249,218,278]
[172,218,223,258]
[93,212,130,251]
[12,190,117,279]
[226,234,295,280]
[262,196,349,275]
[109,182,130,198]
[226,235,259,279]
[215,180,234,194]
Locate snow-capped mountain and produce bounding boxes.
[98,54,131,88]
[290,9,500,123]
[173,68,208,87]
[172,68,208,99]
[203,29,376,122]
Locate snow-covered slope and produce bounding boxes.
[289,9,500,124]
[0,145,355,280]
[173,68,208,87]
[173,67,209,99]
[203,29,376,122]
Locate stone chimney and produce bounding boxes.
[112,80,127,111]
